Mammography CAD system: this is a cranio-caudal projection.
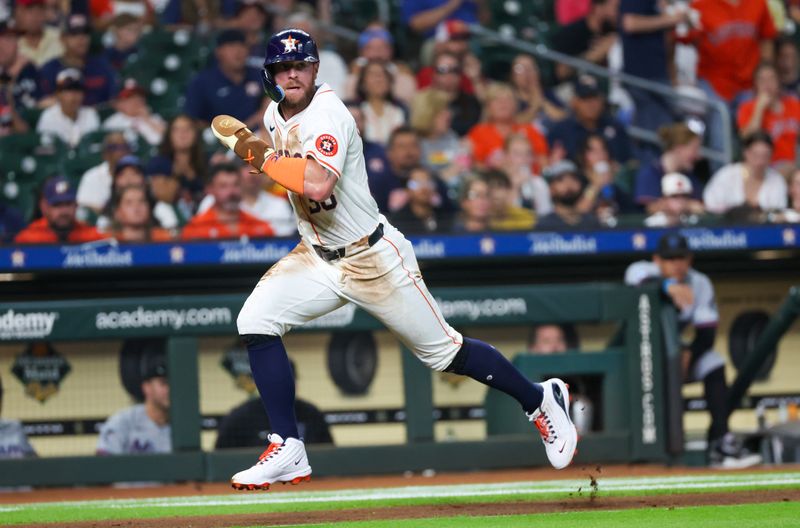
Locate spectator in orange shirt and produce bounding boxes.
[110,185,173,242]
[14,176,106,244]
[681,0,777,170]
[182,163,274,240]
[466,83,548,171]
[685,0,776,104]
[737,62,800,172]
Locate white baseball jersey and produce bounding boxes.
[624,261,719,328]
[240,83,462,371]
[96,404,172,455]
[625,260,723,380]
[0,419,36,459]
[264,83,381,247]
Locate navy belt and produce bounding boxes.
[313,223,384,262]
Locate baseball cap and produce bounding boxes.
[573,73,602,99]
[216,28,246,47]
[542,160,579,182]
[141,356,167,381]
[661,172,693,197]
[435,20,470,42]
[64,13,91,35]
[145,156,173,178]
[656,233,691,259]
[358,27,393,50]
[55,68,84,91]
[114,155,144,176]
[117,78,146,99]
[42,176,77,205]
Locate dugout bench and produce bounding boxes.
[0,283,677,487]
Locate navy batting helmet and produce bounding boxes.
[261,29,319,103]
[264,29,319,69]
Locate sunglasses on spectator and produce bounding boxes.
[435,65,461,75]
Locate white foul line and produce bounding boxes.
[1,472,798,513]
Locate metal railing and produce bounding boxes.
[469,24,734,165]
[237,6,735,164]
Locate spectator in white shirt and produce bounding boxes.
[103,78,166,146]
[144,156,190,231]
[197,161,296,237]
[76,131,132,216]
[36,68,99,147]
[356,60,407,146]
[703,131,788,215]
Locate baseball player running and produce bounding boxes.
[212,29,577,490]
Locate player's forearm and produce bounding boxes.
[302,158,337,202]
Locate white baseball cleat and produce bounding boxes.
[231,433,312,490]
[527,378,578,470]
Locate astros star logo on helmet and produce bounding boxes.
[281,35,299,53]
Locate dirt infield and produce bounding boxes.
[3,463,788,505]
[9,489,800,528]
[4,465,800,528]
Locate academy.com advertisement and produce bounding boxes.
[1,292,534,340]
[0,309,60,340]
[95,306,233,331]
[0,303,238,341]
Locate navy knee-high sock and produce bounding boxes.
[243,334,300,440]
[446,337,543,413]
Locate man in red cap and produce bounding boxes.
[15,176,106,244]
[103,78,166,146]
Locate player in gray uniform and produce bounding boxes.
[211,29,578,490]
[0,374,36,459]
[96,359,171,455]
[625,233,761,468]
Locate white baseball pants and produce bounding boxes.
[236,220,463,371]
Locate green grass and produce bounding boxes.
[1,472,798,526]
[238,502,800,528]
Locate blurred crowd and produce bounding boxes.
[2,0,800,246]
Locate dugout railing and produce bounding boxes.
[0,283,674,487]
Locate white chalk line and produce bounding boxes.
[1,472,798,514]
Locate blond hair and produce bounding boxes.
[483,82,516,121]
[657,122,699,151]
[410,89,451,136]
